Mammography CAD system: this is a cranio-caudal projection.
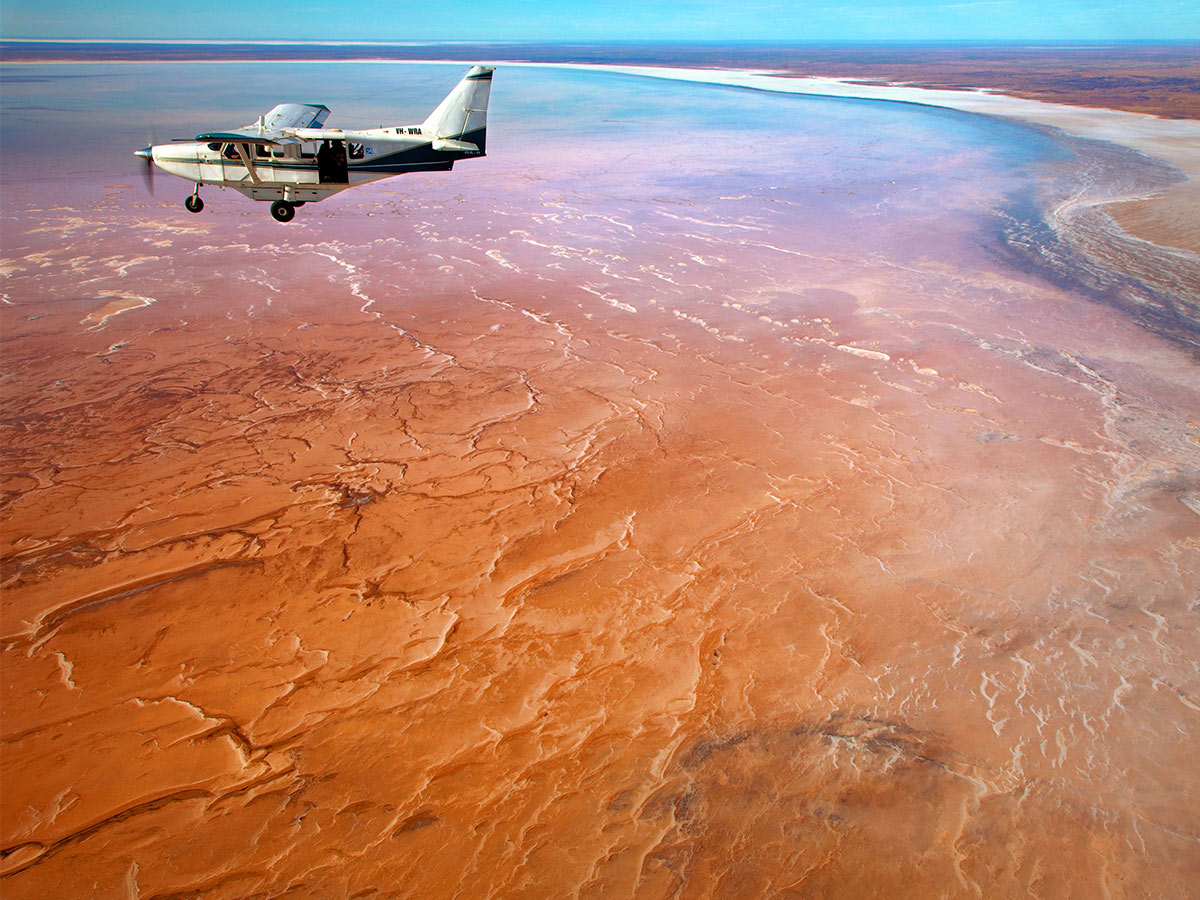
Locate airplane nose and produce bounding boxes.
[134,146,153,160]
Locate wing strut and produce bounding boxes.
[233,143,262,185]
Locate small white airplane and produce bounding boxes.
[134,65,493,222]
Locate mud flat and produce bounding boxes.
[2,63,1199,898]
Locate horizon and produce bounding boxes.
[4,37,1200,45]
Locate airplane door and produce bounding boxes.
[317,140,349,184]
[220,142,245,181]
[195,143,223,184]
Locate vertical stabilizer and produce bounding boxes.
[423,66,493,153]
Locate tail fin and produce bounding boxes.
[423,65,493,153]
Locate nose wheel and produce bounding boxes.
[184,193,204,213]
[270,200,296,223]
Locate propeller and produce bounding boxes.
[134,128,157,196]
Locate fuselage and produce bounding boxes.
[151,125,480,203]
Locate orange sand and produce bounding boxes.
[2,165,1199,898]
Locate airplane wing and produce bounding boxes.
[252,103,330,132]
[193,131,282,145]
[195,103,331,143]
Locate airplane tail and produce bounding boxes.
[423,66,493,154]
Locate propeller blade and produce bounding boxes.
[135,126,160,196]
[134,145,156,196]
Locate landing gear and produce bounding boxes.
[270,200,296,223]
[184,193,204,213]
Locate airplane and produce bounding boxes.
[134,65,493,222]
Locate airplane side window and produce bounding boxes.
[349,142,365,160]
[222,144,239,160]
[255,145,269,159]
[300,142,316,159]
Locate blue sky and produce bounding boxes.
[2,0,1197,41]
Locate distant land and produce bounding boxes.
[3,40,1198,119]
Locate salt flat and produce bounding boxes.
[2,58,1198,899]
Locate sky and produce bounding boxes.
[1,0,1197,42]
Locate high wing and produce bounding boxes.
[251,103,330,132]
[195,103,331,143]
[192,132,283,145]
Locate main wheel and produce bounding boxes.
[184,195,204,213]
[293,201,307,207]
[270,200,295,223]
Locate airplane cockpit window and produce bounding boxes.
[349,142,365,160]
[207,142,221,151]
[222,144,240,160]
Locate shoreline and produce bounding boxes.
[521,62,1200,258]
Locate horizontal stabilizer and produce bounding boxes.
[433,138,482,154]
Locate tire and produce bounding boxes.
[185,195,204,213]
[270,200,296,223]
